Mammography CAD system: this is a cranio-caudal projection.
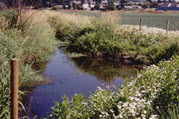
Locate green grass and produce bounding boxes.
[0,10,57,118]
[60,10,179,31]
[119,13,179,31]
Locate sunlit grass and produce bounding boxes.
[0,10,57,118]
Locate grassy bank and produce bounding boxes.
[44,10,179,119]
[46,11,179,65]
[0,10,57,118]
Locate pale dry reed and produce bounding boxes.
[44,10,92,29]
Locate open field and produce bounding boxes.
[59,10,179,31]
[120,13,179,31]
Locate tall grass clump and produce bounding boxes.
[47,11,179,64]
[47,55,179,119]
[0,10,57,118]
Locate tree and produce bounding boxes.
[81,0,85,4]
[120,0,126,9]
[142,1,151,9]
[108,0,115,10]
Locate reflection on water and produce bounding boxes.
[72,57,137,82]
[26,49,138,118]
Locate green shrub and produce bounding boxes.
[47,55,179,119]
[49,16,179,64]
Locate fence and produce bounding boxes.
[119,14,179,31]
[11,59,18,119]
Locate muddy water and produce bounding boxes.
[26,49,138,118]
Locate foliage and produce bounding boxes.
[0,10,57,118]
[108,0,115,10]
[48,14,179,64]
[0,10,18,29]
[46,11,179,118]
[47,55,179,119]
[161,105,179,119]
[142,2,151,9]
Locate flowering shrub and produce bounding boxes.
[47,55,179,119]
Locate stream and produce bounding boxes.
[25,49,138,118]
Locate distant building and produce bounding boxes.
[72,0,81,5]
[157,2,179,10]
[82,3,90,10]
[0,2,7,9]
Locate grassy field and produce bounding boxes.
[120,13,179,31]
[60,10,179,31]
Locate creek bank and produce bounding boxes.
[24,49,138,118]
[48,13,179,66]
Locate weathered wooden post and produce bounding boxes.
[166,20,169,34]
[11,58,19,119]
[139,18,142,30]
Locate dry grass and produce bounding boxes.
[118,25,179,38]
[44,10,92,29]
[42,10,178,38]
[43,10,121,29]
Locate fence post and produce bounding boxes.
[166,20,169,34]
[139,18,142,30]
[11,58,19,119]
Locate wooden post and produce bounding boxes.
[166,20,169,34]
[139,18,142,30]
[11,58,19,119]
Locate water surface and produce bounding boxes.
[26,49,138,118]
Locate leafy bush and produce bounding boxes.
[47,55,179,119]
[49,15,179,64]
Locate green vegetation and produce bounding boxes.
[0,10,57,118]
[48,55,179,119]
[1,10,178,119]
[45,11,179,119]
[61,11,179,31]
[120,13,179,31]
[48,13,179,64]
